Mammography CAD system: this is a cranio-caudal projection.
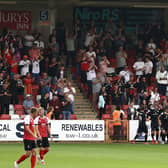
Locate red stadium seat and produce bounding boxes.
[106,105,113,114]
[122,105,129,111]
[0,114,11,120]
[70,114,77,120]
[14,104,24,110]
[15,110,24,116]
[59,114,63,120]
[102,114,112,120]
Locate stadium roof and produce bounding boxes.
[0,0,168,8]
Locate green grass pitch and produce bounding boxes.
[0,143,168,168]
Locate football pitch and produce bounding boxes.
[0,143,168,168]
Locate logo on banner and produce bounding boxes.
[0,10,32,30]
[16,122,24,138]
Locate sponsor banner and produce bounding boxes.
[0,10,32,31]
[0,120,23,141]
[0,120,104,141]
[129,120,152,141]
[73,7,163,32]
[51,120,104,141]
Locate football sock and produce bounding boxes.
[40,149,49,160]
[156,134,159,141]
[151,133,154,140]
[162,133,166,142]
[40,150,45,160]
[134,135,138,140]
[44,149,49,155]
[17,154,28,164]
[31,154,36,168]
[145,134,148,142]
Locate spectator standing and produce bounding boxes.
[32,57,40,83]
[62,94,72,120]
[0,83,11,114]
[116,46,127,73]
[64,81,76,114]
[24,72,33,95]
[19,55,31,76]
[119,66,132,83]
[66,31,76,67]
[40,93,50,112]
[147,38,156,56]
[133,57,145,77]
[92,73,103,110]
[23,94,34,114]
[144,57,153,85]
[156,66,168,96]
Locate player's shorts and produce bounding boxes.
[37,137,49,148]
[161,125,168,132]
[137,125,148,134]
[24,140,36,151]
[151,123,159,131]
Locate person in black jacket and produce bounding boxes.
[40,93,50,112]
[0,83,11,114]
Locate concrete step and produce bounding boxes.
[75,112,95,115]
[75,113,95,116]
[75,103,91,105]
[75,109,94,112]
[77,116,96,119]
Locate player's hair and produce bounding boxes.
[30,107,38,114]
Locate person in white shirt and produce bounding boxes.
[156,66,168,96]
[133,57,145,77]
[119,66,133,83]
[32,58,40,83]
[86,46,96,64]
[64,81,76,113]
[150,88,160,104]
[34,35,45,49]
[147,38,156,56]
[24,31,34,48]
[84,30,95,47]
[19,55,31,76]
[86,62,97,97]
[66,32,76,67]
[144,57,153,85]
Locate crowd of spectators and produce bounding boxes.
[0,18,168,121]
[72,19,168,119]
[0,23,76,120]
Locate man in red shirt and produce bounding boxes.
[35,107,51,165]
[14,107,39,168]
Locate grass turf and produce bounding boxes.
[0,143,168,168]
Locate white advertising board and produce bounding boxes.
[0,120,105,141]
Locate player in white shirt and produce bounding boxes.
[19,55,31,76]
[133,57,145,77]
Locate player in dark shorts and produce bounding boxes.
[131,107,149,144]
[147,104,161,144]
[35,107,51,165]
[159,107,168,144]
[14,107,39,168]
